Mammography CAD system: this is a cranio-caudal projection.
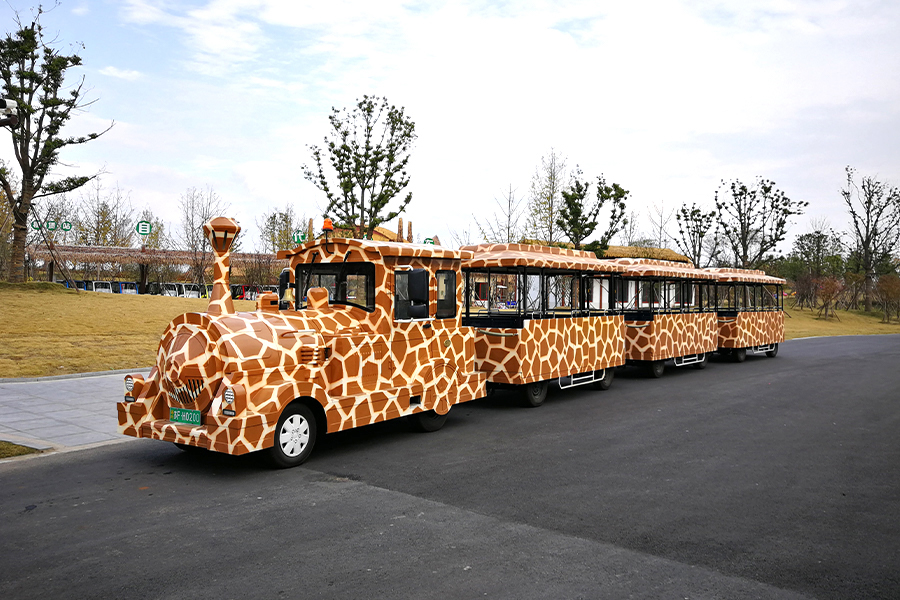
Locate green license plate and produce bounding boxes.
[170,407,202,426]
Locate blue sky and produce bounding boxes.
[3,0,899,251]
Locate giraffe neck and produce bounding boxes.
[207,251,234,316]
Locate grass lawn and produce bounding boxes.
[0,440,40,459]
[0,282,897,379]
[783,303,900,339]
[0,282,256,378]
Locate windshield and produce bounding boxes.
[295,263,376,312]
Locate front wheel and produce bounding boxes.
[591,368,615,391]
[693,353,709,370]
[732,347,747,363]
[648,360,665,378]
[521,381,548,407]
[408,410,448,433]
[268,403,317,468]
[766,343,779,358]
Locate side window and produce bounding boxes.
[436,270,456,319]
[395,269,430,320]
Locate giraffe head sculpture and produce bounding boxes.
[202,217,241,316]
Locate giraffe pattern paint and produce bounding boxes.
[118,219,486,455]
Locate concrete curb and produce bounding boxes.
[1,368,152,384]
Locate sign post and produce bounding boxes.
[136,220,153,294]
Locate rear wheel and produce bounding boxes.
[591,369,615,391]
[693,353,709,370]
[408,410,449,432]
[521,381,548,407]
[733,347,747,363]
[268,403,317,468]
[766,343,779,358]
[648,360,665,378]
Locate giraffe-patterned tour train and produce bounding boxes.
[117,217,785,467]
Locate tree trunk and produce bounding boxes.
[864,274,873,312]
[9,215,28,283]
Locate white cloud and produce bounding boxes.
[99,66,142,80]
[54,0,897,250]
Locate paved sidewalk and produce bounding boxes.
[0,370,150,451]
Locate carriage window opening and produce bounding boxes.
[522,272,542,314]
[763,284,778,309]
[465,271,518,316]
[436,271,456,319]
[586,277,610,311]
[617,279,638,310]
[717,284,733,310]
[685,283,697,311]
[546,273,578,314]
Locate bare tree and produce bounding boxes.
[841,166,900,311]
[716,177,807,269]
[525,149,569,245]
[449,225,478,249]
[475,184,525,243]
[177,186,228,287]
[76,181,135,248]
[647,202,674,250]
[258,204,304,252]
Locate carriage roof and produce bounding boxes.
[461,243,625,272]
[604,257,717,280]
[277,237,472,261]
[704,268,786,284]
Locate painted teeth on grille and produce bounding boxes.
[170,379,204,404]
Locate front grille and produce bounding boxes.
[169,379,205,405]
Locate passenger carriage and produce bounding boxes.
[117,218,486,467]
[606,258,718,377]
[460,243,626,406]
[705,268,785,361]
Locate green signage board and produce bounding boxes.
[136,220,152,236]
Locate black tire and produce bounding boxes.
[521,381,548,407]
[766,343,779,358]
[408,410,449,433]
[693,353,709,370]
[591,368,615,391]
[267,403,317,468]
[648,360,665,378]
[733,347,747,363]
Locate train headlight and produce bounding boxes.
[125,376,134,393]
[224,388,234,404]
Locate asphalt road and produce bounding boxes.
[1,335,898,599]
